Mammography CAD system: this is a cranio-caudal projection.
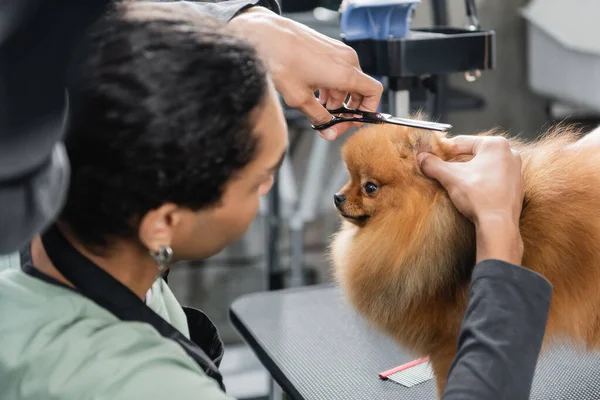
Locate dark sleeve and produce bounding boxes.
[441,260,552,400]
[179,0,281,21]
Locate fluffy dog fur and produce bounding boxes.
[330,121,600,396]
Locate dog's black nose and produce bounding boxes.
[334,193,346,205]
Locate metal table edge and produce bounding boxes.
[228,285,336,400]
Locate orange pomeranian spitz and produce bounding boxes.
[330,120,600,396]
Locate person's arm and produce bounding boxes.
[441,216,551,399]
[419,136,552,399]
[441,259,551,399]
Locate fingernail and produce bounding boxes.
[417,153,427,165]
[322,129,336,141]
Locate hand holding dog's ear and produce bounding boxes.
[417,135,524,225]
[418,135,525,264]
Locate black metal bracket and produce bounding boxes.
[342,27,495,78]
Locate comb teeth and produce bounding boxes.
[379,357,435,388]
[386,362,434,387]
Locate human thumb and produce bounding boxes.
[294,95,338,140]
[417,153,456,189]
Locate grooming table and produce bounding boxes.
[230,285,600,400]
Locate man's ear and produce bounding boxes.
[138,203,181,252]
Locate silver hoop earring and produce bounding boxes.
[149,246,173,272]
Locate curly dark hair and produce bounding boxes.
[60,5,268,248]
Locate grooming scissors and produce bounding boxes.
[311,106,452,132]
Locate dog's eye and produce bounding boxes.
[364,182,378,194]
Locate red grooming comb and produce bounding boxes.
[379,357,434,388]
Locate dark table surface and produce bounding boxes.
[230,285,600,400]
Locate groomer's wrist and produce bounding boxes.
[229,5,271,25]
[475,213,524,266]
[229,6,283,72]
[229,6,273,47]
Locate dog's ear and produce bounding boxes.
[410,130,446,157]
[405,111,449,156]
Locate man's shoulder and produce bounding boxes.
[0,270,232,400]
[0,329,233,400]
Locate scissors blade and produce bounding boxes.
[380,115,452,132]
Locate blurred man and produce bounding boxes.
[0,0,382,254]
